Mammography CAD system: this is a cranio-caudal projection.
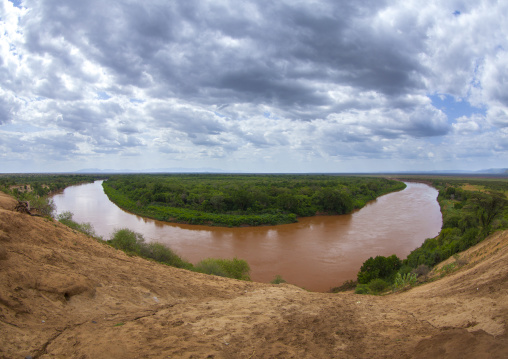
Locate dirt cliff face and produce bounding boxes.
[1,191,507,358]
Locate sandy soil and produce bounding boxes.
[0,191,507,358]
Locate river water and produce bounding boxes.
[51,181,442,292]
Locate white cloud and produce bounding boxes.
[0,0,507,172]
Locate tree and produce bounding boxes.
[315,188,353,214]
[470,191,507,235]
[357,254,402,284]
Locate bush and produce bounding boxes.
[412,264,430,277]
[27,195,56,217]
[194,259,228,277]
[108,228,145,254]
[270,275,287,284]
[140,242,192,269]
[367,278,390,294]
[393,272,417,291]
[56,211,73,221]
[398,265,413,276]
[194,257,250,280]
[355,279,390,295]
[330,280,357,293]
[57,211,99,238]
[355,284,370,294]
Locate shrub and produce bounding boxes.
[270,275,287,284]
[57,211,99,238]
[26,195,56,217]
[108,228,145,254]
[194,259,228,277]
[393,272,417,291]
[355,278,391,295]
[412,264,430,277]
[57,211,73,221]
[355,284,370,294]
[330,280,357,293]
[398,265,413,276]
[140,242,192,269]
[367,278,390,294]
[194,257,250,280]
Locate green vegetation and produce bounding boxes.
[354,176,508,295]
[194,258,251,280]
[357,254,401,284]
[5,173,506,291]
[330,280,357,293]
[355,278,390,295]
[393,272,417,291]
[403,178,507,269]
[102,174,405,226]
[56,211,99,238]
[270,275,287,284]
[0,173,103,196]
[106,228,250,280]
[0,174,103,217]
[107,228,193,269]
[53,207,253,281]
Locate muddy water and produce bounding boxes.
[52,181,442,292]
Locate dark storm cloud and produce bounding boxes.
[21,0,425,112]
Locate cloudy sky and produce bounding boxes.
[1,0,507,173]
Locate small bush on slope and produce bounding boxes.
[194,257,251,280]
[56,211,100,238]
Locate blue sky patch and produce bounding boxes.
[96,91,111,100]
[8,0,23,9]
[430,94,485,122]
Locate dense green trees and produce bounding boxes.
[102,174,406,226]
[357,254,402,284]
[0,174,102,196]
[356,177,508,294]
[403,181,507,269]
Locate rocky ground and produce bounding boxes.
[0,191,507,358]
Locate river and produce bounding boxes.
[51,180,442,292]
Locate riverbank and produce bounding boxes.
[1,191,507,358]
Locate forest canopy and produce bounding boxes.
[102,174,406,227]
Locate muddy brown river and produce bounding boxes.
[52,180,442,292]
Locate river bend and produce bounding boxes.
[52,181,442,291]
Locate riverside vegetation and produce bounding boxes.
[0,174,103,216]
[0,174,251,281]
[349,176,508,295]
[56,211,251,281]
[102,174,406,226]
[4,173,506,292]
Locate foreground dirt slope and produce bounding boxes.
[0,192,507,358]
